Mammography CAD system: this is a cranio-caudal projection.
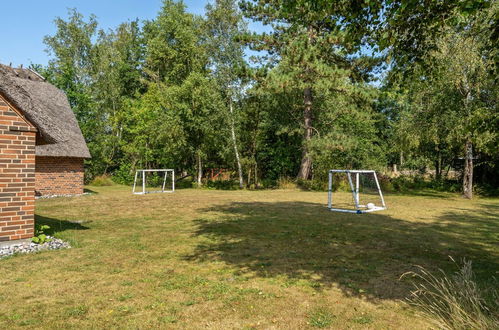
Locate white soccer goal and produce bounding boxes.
[327,170,386,214]
[132,169,175,195]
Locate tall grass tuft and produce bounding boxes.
[402,259,498,330]
[90,174,114,186]
[277,177,298,189]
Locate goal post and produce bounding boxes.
[327,170,386,214]
[132,169,175,195]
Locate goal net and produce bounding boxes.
[327,170,386,214]
[133,169,175,195]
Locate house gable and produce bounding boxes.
[0,64,90,158]
[0,93,36,241]
[0,93,37,134]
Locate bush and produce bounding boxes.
[90,175,114,186]
[296,178,327,191]
[402,259,498,330]
[112,163,134,185]
[475,183,499,197]
[175,177,194,189]
[391,175,416,191]
[388,175,461,193]
[277,177,298,189]
[205,180,239,190]
[260,178,278,189]
[378,175,395,192]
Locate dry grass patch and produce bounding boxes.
[0,186,497,329]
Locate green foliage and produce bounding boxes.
[112,163,135,185]
[39,1,498,193]
[90,175,114,187]
[308,308,335,328]
[143,0,204,83]
[205,180,240,190]
[205,0,249,188]
[387,176,461,194]
[240,0,387,180]
[352,315,373,325]
[32,225,52,244]
[389,11,498,196]
[296,179,326,191]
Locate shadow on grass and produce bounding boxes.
[35,215,90,236]
[84,188,99,194]
[388,189,458,199]
[186,201,499,301]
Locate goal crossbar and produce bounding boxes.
[327,169,386,214]
[133,169,175,195]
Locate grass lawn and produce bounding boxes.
[0,186,498,329]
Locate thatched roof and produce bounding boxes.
[0,64,90,158]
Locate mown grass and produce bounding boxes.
[0,186,497,329]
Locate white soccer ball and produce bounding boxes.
[366,203,375,209]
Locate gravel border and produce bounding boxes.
[0,236,71,259]
[35,192,91,199]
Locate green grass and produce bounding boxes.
[308,307,335,328]
[0,186,497,329]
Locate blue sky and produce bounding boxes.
[0,0,267,67]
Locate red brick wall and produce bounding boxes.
[0,94,37,242]
[35,157,84,196]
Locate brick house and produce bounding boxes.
[0,64,90,242]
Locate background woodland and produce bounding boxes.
[35,0,498,197]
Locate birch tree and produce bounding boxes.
[398,22,496,198]
[205,0,248,188]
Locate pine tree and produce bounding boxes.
[240,1,374,179]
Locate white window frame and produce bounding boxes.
[132,169,175,195]
[327,169,386,214]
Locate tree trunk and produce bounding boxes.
[462,140,473,199]
[229,101,244,189]
[435,151,442,180]
[254,161,259,188]
[196,152,203,187]
[297,87,313,180]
